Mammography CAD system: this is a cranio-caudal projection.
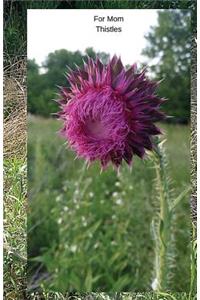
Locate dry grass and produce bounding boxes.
[4,59,27,158]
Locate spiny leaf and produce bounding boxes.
[170,186,191,211]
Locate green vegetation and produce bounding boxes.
[4,0,61,60]
[27,48,109,116]
[75,0,195,10]
[28,116,191,292]
[142,10,191,123]
[28,291,197,300]
[4,158,27,299]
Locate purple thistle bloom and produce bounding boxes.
[58,56,166,170]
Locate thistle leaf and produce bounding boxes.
[170,186,191,212]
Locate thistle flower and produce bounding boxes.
[58,56,165,169]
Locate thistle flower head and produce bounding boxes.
[58,56,165,169]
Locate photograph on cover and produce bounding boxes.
[27,9,191,292]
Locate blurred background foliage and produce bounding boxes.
[27,10,191,123]
[142,10,191,123]
[27,118,191,292]
[27,48,110,116]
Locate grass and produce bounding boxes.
[27,116,191,293]
[4,157,27,299]
[28,291,197,300]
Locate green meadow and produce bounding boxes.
[27,116,191,293]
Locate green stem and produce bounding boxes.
[154,141,171,291]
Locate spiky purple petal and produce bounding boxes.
[58,56,165,169]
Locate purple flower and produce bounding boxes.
[58,56,165,169]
